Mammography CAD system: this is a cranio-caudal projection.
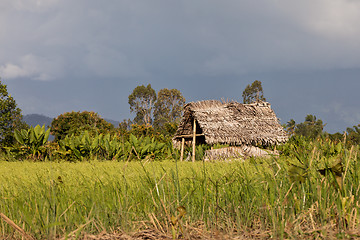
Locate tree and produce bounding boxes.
[0,79,27,146]
[294,115,325,139]
[242,80,266,104]
[286,119,296,136]
[153,88,185,131]
[347,124,360,145]
[118,119,132,132]
[128,84,156,125]
[50,111,114,141]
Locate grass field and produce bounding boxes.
[0,149,360,239]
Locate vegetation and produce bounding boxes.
[0,79,27,147]
[286,115,360,146]
[153,88,185,134]
[287,115,325,139]
[0,141,359,239]
[50,111,114,141]
[242,80,266,104]
[128,84,157,125]
[1,81,360,239]
[128,84,185,132]
[347,124,360,145]
[14,125,50,157]
[54,131,172,162]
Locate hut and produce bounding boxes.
[172,100,288,161]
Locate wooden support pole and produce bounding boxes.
[180,138,185,161]
[192,118,196,162]
[176,133,204,138]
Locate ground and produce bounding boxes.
[82,229,265,240]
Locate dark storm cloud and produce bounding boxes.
[1,0,360,132]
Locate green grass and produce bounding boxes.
[0,150,360,239]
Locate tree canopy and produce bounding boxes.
[128,84,156,125]
[50,111,114,141]
[347,124,360,145]
[286,119,296,136]
[128,85,185,135]
[242,80,266,104]
[0,79,27,146]
[293,115,325,139]
[153,88,185,130]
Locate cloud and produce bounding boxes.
[0,54,63,81]
[8,0,60,12]
[322,102,360,127]
[278,0,360,38]
[2,0,360,80]
[1,0,360,132]
[84,44,149,78]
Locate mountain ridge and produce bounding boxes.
[23,114,120,128]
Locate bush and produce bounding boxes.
[0,80,28,147]
[50,111,114,141]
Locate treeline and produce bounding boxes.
[1,79,360,162]
[9,124,177,161]
[286,114,360,146]
[0,81,188,161]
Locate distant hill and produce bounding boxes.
[23,114,120,128]
[104,118,120,127]
[23,114,53,128]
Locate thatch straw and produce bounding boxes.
[204,146,278,161]
[173,100,288,147]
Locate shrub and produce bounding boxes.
[50,111,114,141]
[0,79,28,147]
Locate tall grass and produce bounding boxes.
[0,146,360,239]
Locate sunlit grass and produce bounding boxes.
[0,149,360,239]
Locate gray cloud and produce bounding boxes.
[3,0,360,80]
[0,54,64,80]
[324,103,360,127]
[1,0,360,132]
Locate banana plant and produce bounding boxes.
[99,133,129,160]
[14,125,50,157]
[56,132,170,161]
[58,131,100,161]
[129,134,166,160]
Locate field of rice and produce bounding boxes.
[0,148,360,239]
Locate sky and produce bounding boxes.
[1,0,360,133]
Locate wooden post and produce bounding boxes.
[180,138,185,161]
[192,118,196,162]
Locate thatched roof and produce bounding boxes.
[173,100,288,147]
